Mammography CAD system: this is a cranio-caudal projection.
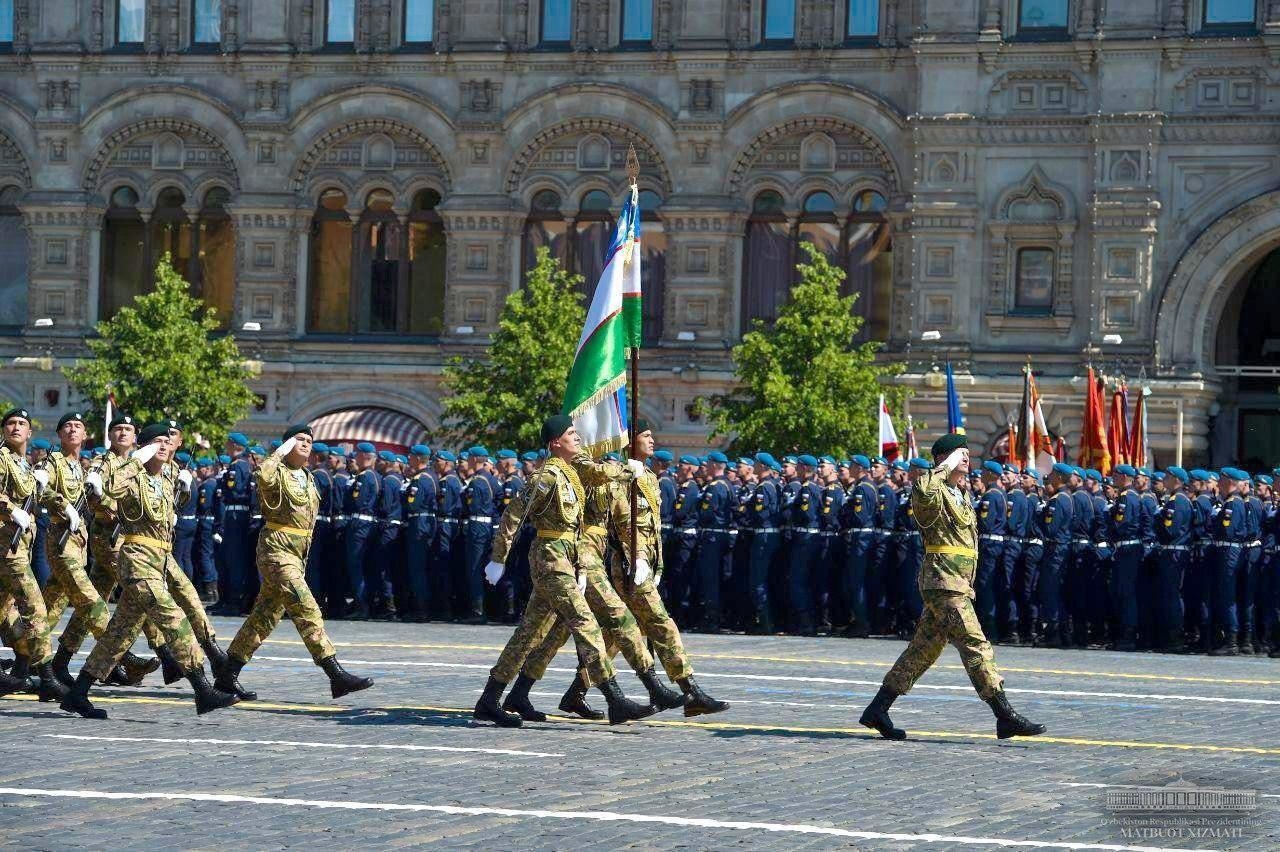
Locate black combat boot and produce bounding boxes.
[319,655,373,699]
[1237,631,1254,656]
[473,676,523,727]
[35,660,69,702]
[638,667,686,712]
[156,644,184,684]
[1113,627,1137,652]
[186,666,240,715]
[858,685,906,740]
[213,653,258,701]
[597,676,657,725]
[102,664,133,686]
[558,679,605,720]
[50,645,77,689]
[60,670,107,719]
[200,637,231,680]
[0,653,27,696]
[1209,628,1238,656]
[500,674,547,722]
[200,582,220,606]
[678,675,729,717]
[121,650,160,685]
[987,689,1047,739]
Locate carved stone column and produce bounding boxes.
[512,0,528,49]
[299,0,314,49]
[90,0,104,51]
[654,0,672,48]
[222,1,240,52]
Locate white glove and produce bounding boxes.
[170,513,178,529]
[484,560,505,586]
[33,468,49,490]
[940,448,969,472]
[9,507,31,531]
[177,469,194,490]
[131,442,161,465]
[274,437,298,458]
[633,557,652,586]
[65,503,81,533]
[213,532,223,545]
[625,459,645,478]
[576,572,587,595]
[84,470,104,497]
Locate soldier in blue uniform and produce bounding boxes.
[893,458,928,634]
[374,450,407,619]
[998,464,1026,644]
[1083,469,1112,646]
[1153,466,1193,653]
[326,447,351,618]
[1239,475,1264,655]
[814,456,844,634]
[343,441,381,620]
[870,457,897,633]
[1209,469,1250,655]
[432,450,465,620]
[495,449,525,622]
[194,456,220,605]
[1261,474,1280,657]
[214,432,254,614]
[401,445,437,622]
[1133,469,1160,649]
[172,451,199,580]
[1036,464,1074,648]
[1016,469,1044,643]
[782,455,821,635]
[726,456,756,631]
[461,446,499,624]
[304,442,334,605]
[1065,467,1095,648]
[693,451,733,633]
[974,460,1007,641]
[654,449,677,569]
[742,452,781,633]
[667,455,702,622]
[1109,464,1148,651]
[841,455,878,637]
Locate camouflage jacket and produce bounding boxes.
[104,457,176,545]
[38,450,86,527]
[609,469,663,572]
[0,445,36,521]
[255,453,319,561]
[911,464,978,594]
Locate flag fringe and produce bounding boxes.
[565,373,627,420]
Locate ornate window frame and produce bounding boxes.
[986,166,1075,334]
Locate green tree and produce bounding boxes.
[64,254,257,450]
[709,243,909,456]
[441,246,586,448]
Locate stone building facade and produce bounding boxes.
[1,1,1280,464]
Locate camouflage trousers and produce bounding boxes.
[520,545,655,683]
[83,541,202,682]
[229,548,335,664]
[490,538,615,687]
[163,553,216,645]
[59,531,166,653]
[609,561,693,682]
[40,525,109,651]
[883,588,1003,701]
[0,525,51,663]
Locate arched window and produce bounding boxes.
[149,187,194,283]
[0,185,27,331]
[356,188,400,332]
[195,187,234,328]
[741,190,791,328]
[407,188,446,335]
[308,188,353,333]
[101,186,147,319]
[846,189,892,342]
[573,189,615,298]
[797,190,841,266]
[638,189,665,346]
[522,189,568,284]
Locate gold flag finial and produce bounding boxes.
[625,143,640,186]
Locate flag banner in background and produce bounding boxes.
[945,361,965,435]
[878,395,899,461]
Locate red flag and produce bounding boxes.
[1017,364,1055,474]
[1107,384,1129,468]
[1077,367,1111,474]
[878,394,900,461]
[1129,385,1149,468]
[1006,421,1019,469]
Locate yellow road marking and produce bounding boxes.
[261,639,1280,687]
[8,693,1279,756]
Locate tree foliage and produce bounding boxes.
[64,254,257,450]
[441,247,586,448]
[709,243,909,456]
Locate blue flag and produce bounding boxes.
[945,361,965,435]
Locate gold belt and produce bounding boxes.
[266,521,312,537]
[925,544,978,558]
[536,530,576,541]
[122,534,172,553]
[583,524,608,536]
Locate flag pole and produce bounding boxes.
[625,144,641,590]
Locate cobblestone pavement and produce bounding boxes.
[2,618,1278,850]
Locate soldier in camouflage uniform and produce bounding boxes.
[860,433,1046,741]
[0,407,66,701]
[215,425,372,701]
[60,423,240,719]
[472,414,656,727]
[40,411,158,688]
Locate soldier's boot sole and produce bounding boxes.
[329,674,374,699]
[558,694,605,721]
[121,652,160,685]
[997,718,1047,739]
[858,709,907,741]
[472,698,523,728]
[501,695,547,723]
[59,695,108,720]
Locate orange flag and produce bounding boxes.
[1107,384,1129,468]
[1077,367,1111,474]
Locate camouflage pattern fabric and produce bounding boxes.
[40,525,109,649]
[0,528,51,663]
[882,588,1003,700]
[165,553,216,644]
[608,559,693,682]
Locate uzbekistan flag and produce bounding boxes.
[562,185,642,457]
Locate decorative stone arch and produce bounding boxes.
[289,118,452,193]
[725,117,900,197]
[504,118,674,196]
[0,129,32,190]
[1155,189,1280,373]
[142,178,197,210]
[992,164,1075,221]
[82,117,241,193]
[517,175,575,210]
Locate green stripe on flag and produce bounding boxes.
[562,311,628,416]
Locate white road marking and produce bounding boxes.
[249,656,1280,706]
[40,734,562,759]
[1057,781,1279,800]
[0,787,1223,852]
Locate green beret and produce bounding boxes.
[635,418,652,436]
[1,408,29,426]
[540,414,573,445]
[57,411,86,431]
[282,423,313,443]
[931,432,968,460]
[138,422,169,445]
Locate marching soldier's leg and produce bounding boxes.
[164,554,228,676]
[0,537,59,701]
[503,614,572,722]
[478,581,560,727]
[860,597,946,740]
[43,542,112,688]
[223,580,286,702]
